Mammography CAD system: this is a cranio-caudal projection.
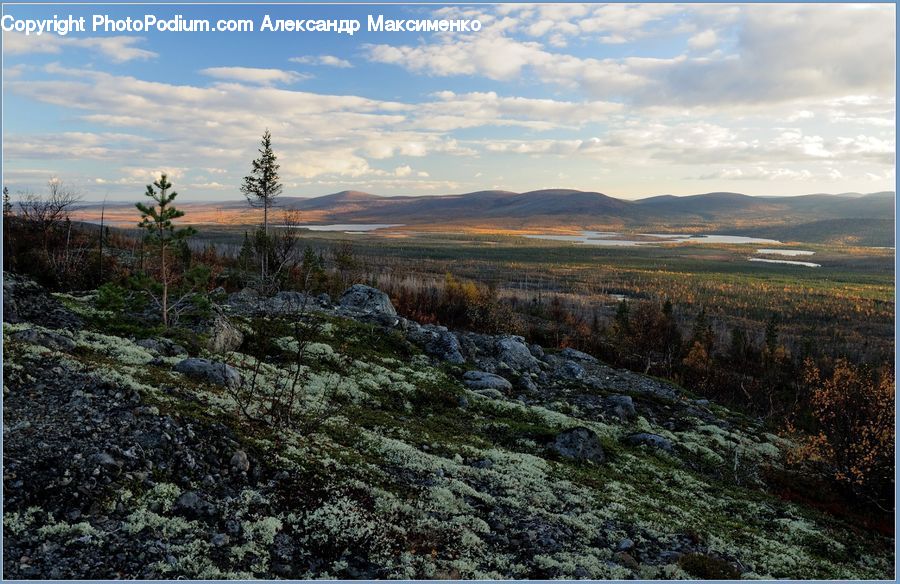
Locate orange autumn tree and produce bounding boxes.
[796,357,894,507]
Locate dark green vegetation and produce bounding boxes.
[732,218,894,247]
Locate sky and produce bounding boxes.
[2,2,896,202]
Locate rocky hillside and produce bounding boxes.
[2,273,894,579]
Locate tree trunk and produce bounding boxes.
[161,246,168,328]
[262,199,269,280]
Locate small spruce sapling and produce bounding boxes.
[136,173,196,328]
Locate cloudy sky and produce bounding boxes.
[2,3,896,201]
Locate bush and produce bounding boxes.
[790,358,895,509]
[678,553,741,579]
[96,282,127,312]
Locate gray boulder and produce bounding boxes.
[605,395,636,420]
[407,324,465,364]
[495,335,541,373]
[3,272,82,329]
[528,344,545,359]
[226,287,259,311]
[230,450,250,473]
[339,285,397,316]
[10,329,75,353]
[559,348,598,363]
[174,358,241,389]
[462,371,513,392]
[202,308,244,354]
[267,291,314,313]
[624,433,673,452]
[552,427,606,464]
[137,337,188,357]
[175,491,216,517]
[561,360,586,380]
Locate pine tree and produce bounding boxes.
[240,129,283,279]
[136,174,195,328]
[2,186,12,218]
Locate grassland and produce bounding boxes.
[185,225,894,367]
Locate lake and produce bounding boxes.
[282,223,404,232]
[757,248,815,257]
[523,231,782,247]
[749,258,821,268]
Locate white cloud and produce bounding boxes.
[200,67,309,85]
[393,164,413,177]
[289,55,353,68]
[365,4,894,108]
[696,167,814,181]
[687,29,718,51]
[2,31,156,62]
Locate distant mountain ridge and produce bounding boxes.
[73,189,895,237]
[270,188,895,228]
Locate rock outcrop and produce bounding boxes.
[339,284,397,316]
[173,358,241,389]
[3,272,82,329]
[551,427,606,464]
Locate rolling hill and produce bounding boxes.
[70,189,895,239]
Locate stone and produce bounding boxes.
[136,338,188,358]
[175,491,215,517]
[2,272,82,329]
[203,308,244,354]
[230,450,250,473]
[559,348,598,363]
[462,371,513,392]
[10,329,76,353]
[624,433,674,452]
[551,427,606,464]
[407,324,465,364]
[339,284,396,316]
[495,335,541,373]
[562,360,586,380]
[605,395,636,420]
[173,358,241,389]
[617,538,635,552]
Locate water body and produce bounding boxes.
[284,223,404,232]
[757,248,815,257]
[748,258,821,268]
[524,231,782,247]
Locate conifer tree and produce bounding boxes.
[2,186,12,218]
[241,129,283,279]
[136,174,195,327]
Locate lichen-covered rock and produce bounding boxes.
[559,348,598,363]
[561,360,586,380]
[201,308,243,354]
[10,329,76,353]
[136,337,188,357]
[495,335,541,373]
[173,358,241,389]
[551,427,605,464]
[230,450,250,473]
[462,370,512,392]
[2,272,82,329]
[407,323,465,364]
[624,432,674,452]
[606,395,636,420]
[339,284,396,316]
